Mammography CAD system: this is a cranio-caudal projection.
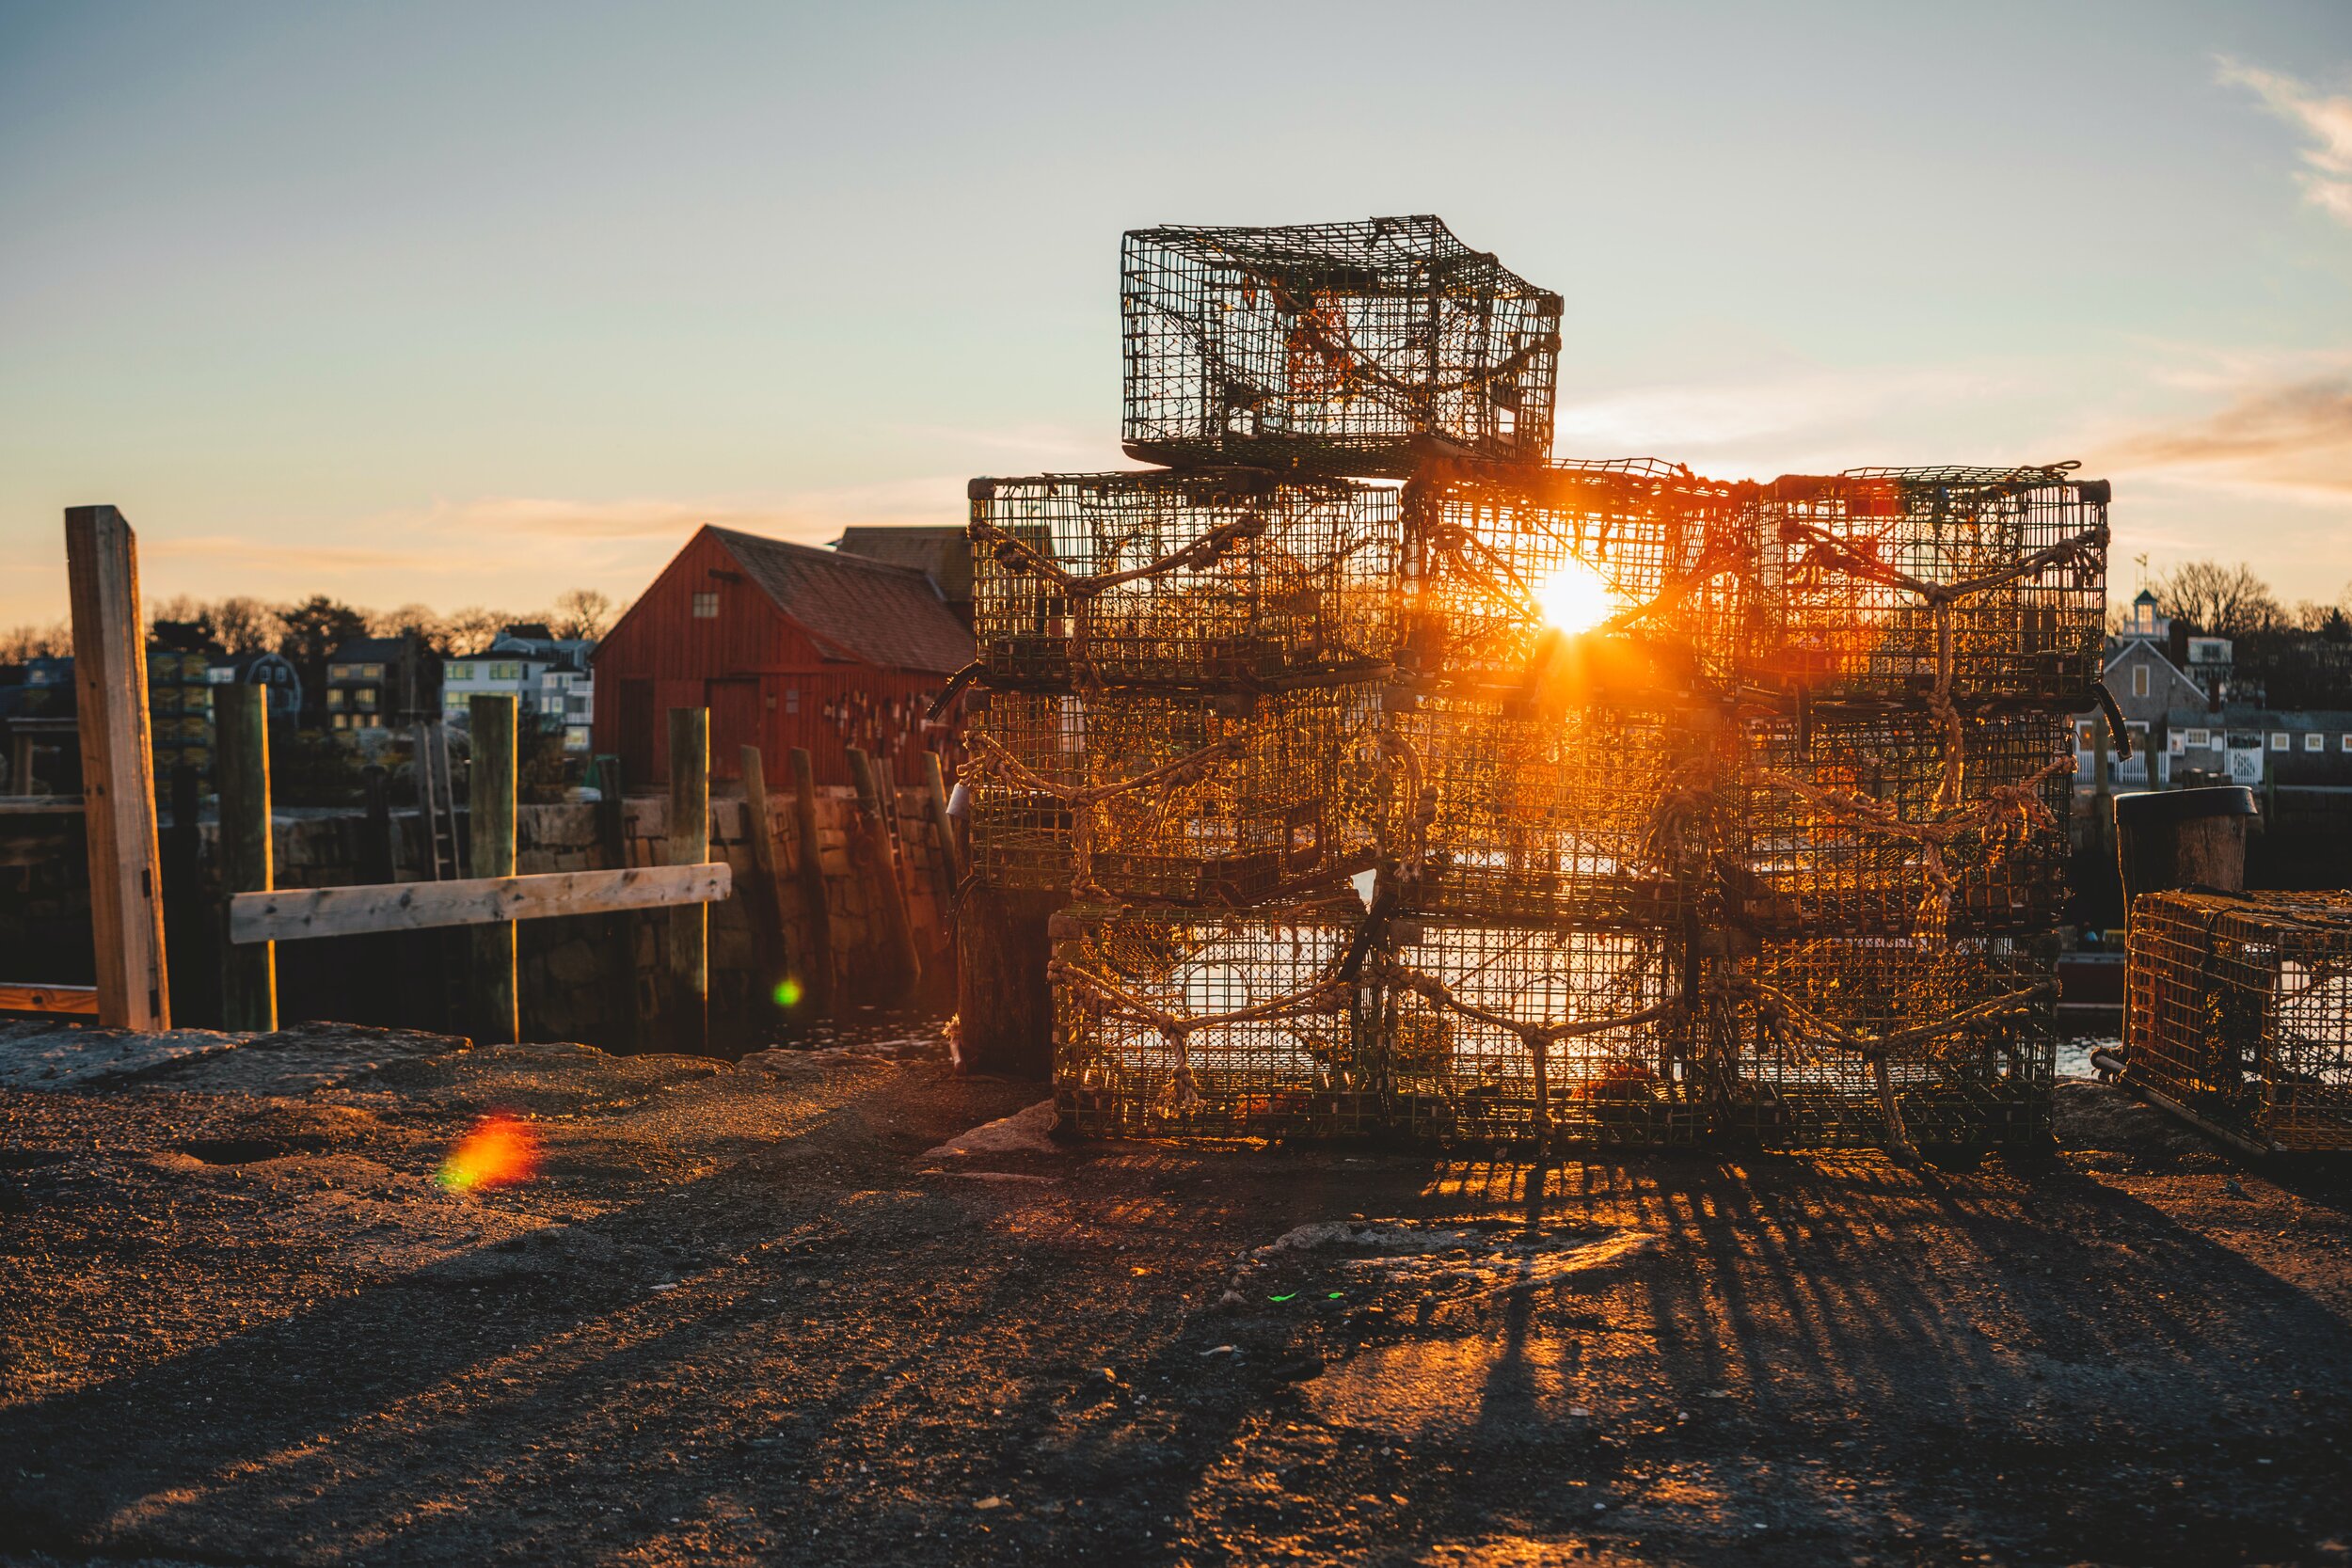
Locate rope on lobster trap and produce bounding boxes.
[962,728,1242,900]
[1714,975,2057,1164]
[1216,261,1556,400]
[1048,956,1357,1118]
[1374,953,1687,1145]
[1754,752,2076,934]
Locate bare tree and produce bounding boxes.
[2157,561,2284,638]
[210,596,283,655]
[0,622,72,663]
[441,606,511,656]
[550,587,617,641]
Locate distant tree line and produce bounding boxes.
[2121,562,2352,710]
[0,586,622,668]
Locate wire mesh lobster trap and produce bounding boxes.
[1052,895,1377,1139]
[2124,891,2352,1154]
[969,469,1400,689]
[1401,457,1751,691]
[1707,933,2058,1154]
[1120,215,1564,477]
[1386,690,1726,927]
[964,682,1385,906]
[1370,918,1704,1147]
[1727,709,2076,939]
[1746,466,2108,707]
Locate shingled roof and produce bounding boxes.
[707,527,973,674]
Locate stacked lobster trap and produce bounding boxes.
[961,214,2112,1157]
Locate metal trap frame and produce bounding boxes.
[1389,689,1725,928]
[1727,708,2076,939]
[1375,917,1707,1148]
[965,682,1384,906]
[1708,933,2058,1154]
[1746,466,2108,706]
[969,468,1400,689]
[2124,890,2352,1154]
[1401,457,1750,691]
[1052,894,1378,1139]
[1120,214,1563,477]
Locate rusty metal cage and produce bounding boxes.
[965,682,1384,906]
[1727,709,2076,938]
[969,468,1400,689]
[1120,215,1563,477]
[2124,890,2352,1154]
[1389,690,1724,927]
[1053,895,1376,1139]
[1375,919,1706,1146]
[1402,457,1751,691]
[1708,934,2058,1153]
[1746,466,2108,706]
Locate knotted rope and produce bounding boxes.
[963,728,1242,900]
[1049,956,1357,1118]
[1222,263,1555,402]
[1755,752,2075,933]
[1714,975,2057,1163]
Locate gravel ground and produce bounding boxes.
[1,1021,2347,1567]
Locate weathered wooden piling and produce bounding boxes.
[847,745,922,991]
[954,885,1057,1078]
[2113,785,2257,910]
[739,744,793,1012]
[215,683,275,1031]
[469,693,519,1044]
[668,708,710,1050]
[789,747,835,1014]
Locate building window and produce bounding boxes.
[785,688,800,714]
[2131,665,2149,699]
[2306,733,2326,752]
[2343,735,2352,753]
[691,591,719,619]
[2271,732,2289,752]
[490,661,522,681]
[361,663,384,680]
[446,663,471,682]
[2185,729,2210,748]
[326,689,346,710]
[329,665,351,681]
[356,689,378,711]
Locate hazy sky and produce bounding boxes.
[3,1,2348,626]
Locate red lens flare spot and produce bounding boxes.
[436,1114,540,1193]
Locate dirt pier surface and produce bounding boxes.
[2,1021,2348,1567]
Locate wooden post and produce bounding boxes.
[925,751,965,887]
[64,505,168,1030]
[847,745,922,990]
[667,708,709,1051]
[593,755,639,1053]
[163,761,213,1027]
[359,761,401,1026]
[788,747,835,1014]
[469,694,519,1044]
[955,884,1057,1078]
[215,684,276,1031]
[739,745,798,1016]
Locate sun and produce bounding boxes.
[1534,561,1614,635]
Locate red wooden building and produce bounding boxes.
[592,526,974,789]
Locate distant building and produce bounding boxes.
[592,525,973,788]
[834,526,976,628]
[324,634,440,736]
[204,651,303,721]
[442,626,596,752]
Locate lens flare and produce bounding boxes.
[1534,561,1614,635]
[436,1114,539,1192]
[773,976,805,1008]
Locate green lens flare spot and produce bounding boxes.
[773,977,805,1008]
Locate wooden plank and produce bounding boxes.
[469,694,519,1044]
[0,797,87,815]
[592,754,640,1053]
[668,707,709,1052]
[847,745,922,990]
[788,747,834,1015]
[215,684,277,1030]
[230,863,731,944]
[925,751,966,887]
[0,983,101,1016]
[64,505,169,1029]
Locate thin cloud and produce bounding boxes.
[2098,375,2352,496]
[2217,56,2352,225]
